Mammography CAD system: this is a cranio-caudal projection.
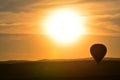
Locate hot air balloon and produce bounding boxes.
[90,44,107,64]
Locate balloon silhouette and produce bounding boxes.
[90,44,107,63]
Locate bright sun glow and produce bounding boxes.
[43,8,87,44]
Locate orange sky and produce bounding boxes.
[0,0,120,61]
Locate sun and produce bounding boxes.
[42,7,87,44]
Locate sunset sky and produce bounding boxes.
[0,0,120,61]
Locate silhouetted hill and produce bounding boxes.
[0,60,30,64]
[0,58,120,80]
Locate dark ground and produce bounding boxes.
[0,58,120,80]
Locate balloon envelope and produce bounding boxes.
[90,44,107,63]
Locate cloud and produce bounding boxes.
[0,0,120,36]
[82,0,120,3]
[0,0,42,12]
[0,23,39,34]
[87,15,120,36]
[76,0,120,36]
[0,0,119,13]
[0,0,81,13]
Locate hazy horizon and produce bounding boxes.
[0,33,120,61]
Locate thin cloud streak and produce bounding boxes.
[0,0,120,36]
